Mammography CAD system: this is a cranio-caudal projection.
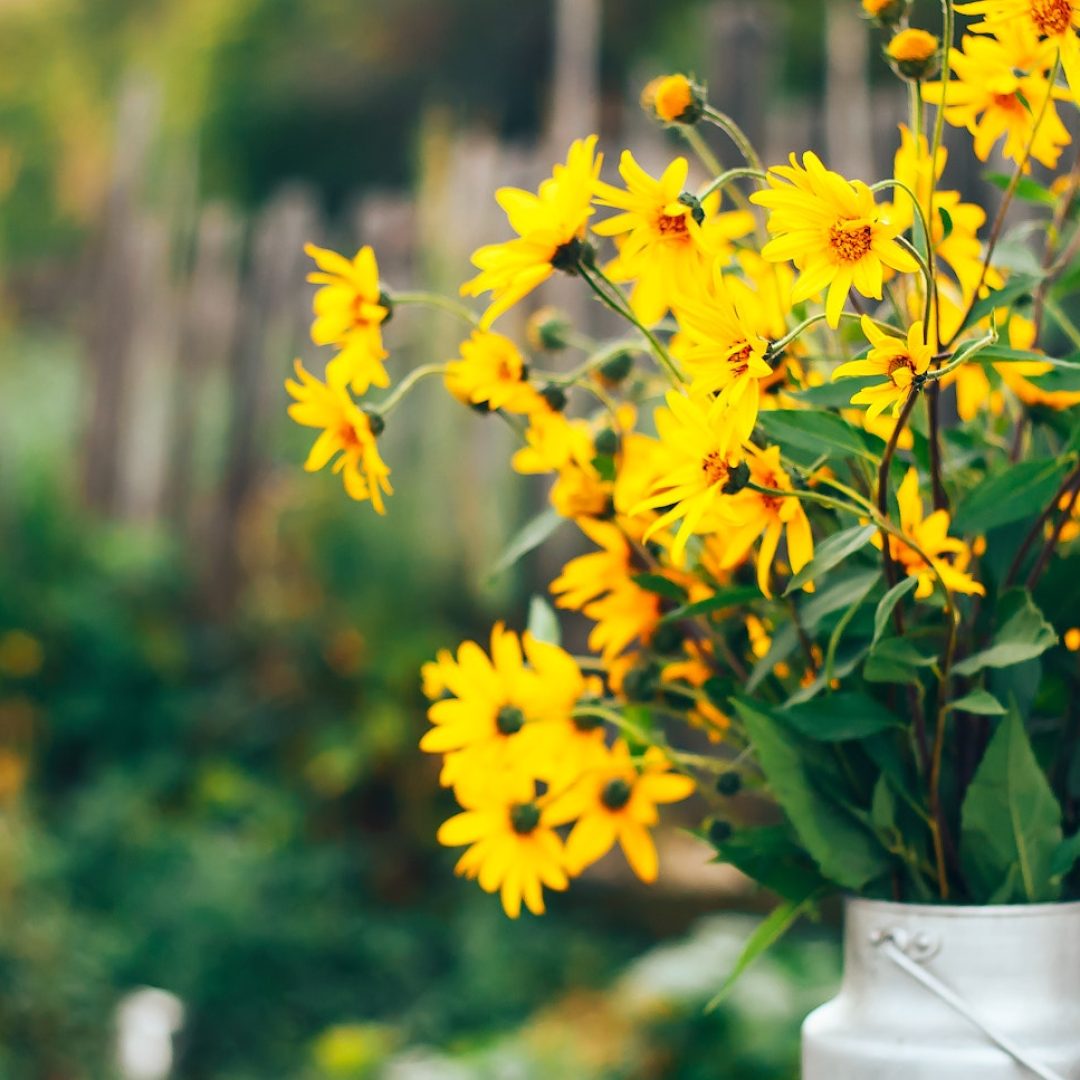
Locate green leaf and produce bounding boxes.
[962,275,1040,334]
[937,205,954,240]
[1052,831,1080,880]
[863,635,937,685]
[734,699,891,890]
[952,459,1069,535]
[790,377,880,410]
[705,888,823,1011]
[953,589,1058,676]
[984,171,1057,207]
[660,585,763,624]
[802,569,881,630]
[631,574,688,603]
[526,595,560,645]
[487,507,564,580]
[784,524,877,596]
[756,410,878,463]
[710,825,827,901]
[872,576,918,647]
[947,690,1006,716]
[961,705,1063,903]
[780,692,902,742]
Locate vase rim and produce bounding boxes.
[844,895,1080,918]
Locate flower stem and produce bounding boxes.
[697,167,768,204]
[378,363,448,416]
[391,291,480,327]
[702,106,766,174]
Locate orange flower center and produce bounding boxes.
[338,423,362,450]
[1032,0,1073,36]
[758,471,783,512]
[728,341,754,375]
[657,212,690,237]
[992,92,1023,113]
[888,355,916,387]
[351,295,375,328]
[828,220,873,263]
[701,450,730,486]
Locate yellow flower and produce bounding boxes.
[713,444,814,598]
[888,30,940,63]
[956,0,1080,104]
[672,268,775,439]
[548,741,695,883]
[461,136,602,327]
[420,649,455,700]
[751,152,918,328]
[863,0,907,19]
[444,330,544,414]
[641,73,704,124]
[550,519,662,661]
[922,29,1071,171]
[661,641,731,741]
[834,317,933,420]
[304,243,390,395]
[594,151,754,325]
[438,786,569,918]
[632,391,745,566]
[285,360,393,512]
[875,468,985,599]
[996,311,1080,409]
[512,411,593,475]
[419,624,586,798]
[1065,627,1080,651]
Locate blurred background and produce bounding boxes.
[0,1,966,1076]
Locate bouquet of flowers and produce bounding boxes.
[287,0,1080,986]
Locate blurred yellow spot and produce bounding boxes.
[0,631,43,679]
[1065,628,1080,652]
[312,1023,394,1077]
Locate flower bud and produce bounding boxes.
[363,409,386,436]
[722,460,751,496]
[378,288,395,323]
[598,350,634,386]
[860,0,909,26]
[540,384,569,413]
[885,29,941,81]
[641,73,706,125]
[707,819,733,846]
[715,771,742,797]
[527,307,572,352]
[593,427,619,456]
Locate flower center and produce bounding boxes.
[828,220,873,263]
[656,212,690,237]
[509,802,541,835]
[888,355,916,388]
[1032,0,1073,36]
[727,341,754,375]
[600,778,633,811]
[992,92,1023,113]
[701,450,730,486]
[496,705,526,735]
[338,423,361,450]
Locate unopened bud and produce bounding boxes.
[527,307,572,352]
[641,73,706,125]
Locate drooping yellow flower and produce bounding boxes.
[875,468,985,599]
[444,329,545,414]
[304,243,390,395]
[550,518,662,661]
[995,311,1080,409]
[834,317,934,421]
[632,391,745,566]
[285,360,393,512]
[956,0,1080,103]
[594,151,754,325]
[438,787,569,918]
[751,152,919,328]
[713,444,814,597]
[922,29,1071,171]
[461,136,602,327]
[672,267,775,439]
[547,741,695,883]
[641,73,704,124]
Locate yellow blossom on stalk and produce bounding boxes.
[996,311,1080,408]
[594,151,754,325]
[751,152,918,328]
[888,30,940,63]
[834,317,933,421]
[419,624,586,799]
[304,243,390,394]
[956,0,1080,103]
[922,29,1071,171]
[874,469,985,599]
[548,741,696,882]
[461,136,602,327]
[641,73,704,124]
[550,518,662,661]
[672,268,775,439]
[285,360,393,512]
[661,641,731,741]
[863,0,907,19]
[438,786,569,918]
[714,444,814,597]
[512,411,594,475]
[632,391,745,566]
[444,329,544,414]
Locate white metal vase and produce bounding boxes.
[802,898,1080,1080]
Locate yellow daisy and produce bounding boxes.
[548,741,695,883]
[444,330,545,415]
[304,243,390,395]
[438,787,569,918]
[750,151,918,328]
[285,360,392,512]
[461,136,602,327]
[594,151,754,325]
[834,317,934,421]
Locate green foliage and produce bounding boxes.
[953,589,1058,677]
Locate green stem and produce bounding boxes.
[392,291,480,327]
[679,126,758,218]
[697,167,768,203]
[1043,295,1080,352]
[702,106,766,173]
[378,363,448,416]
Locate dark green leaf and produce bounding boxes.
[790,377,880,410]
[784,525,877,595]
[710,825,827,900]
[802,569,881,629]
[962,275,1040,334]
[780,692,902,742]
[953,589,1058,676]
[947,690,1006,716]
[631,574,688,602]
[661,585,763,623]
[984,172,1057,206]
[872,576,918,646]
[1052,831,1080,880]
[863,636,936,685]
[952,459,1069,534]
[938,205,954,240]
[756,410,878,463]
[960,705,1063,903]
[487,507,564,580]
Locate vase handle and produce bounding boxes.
[872,929,1068,1080]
